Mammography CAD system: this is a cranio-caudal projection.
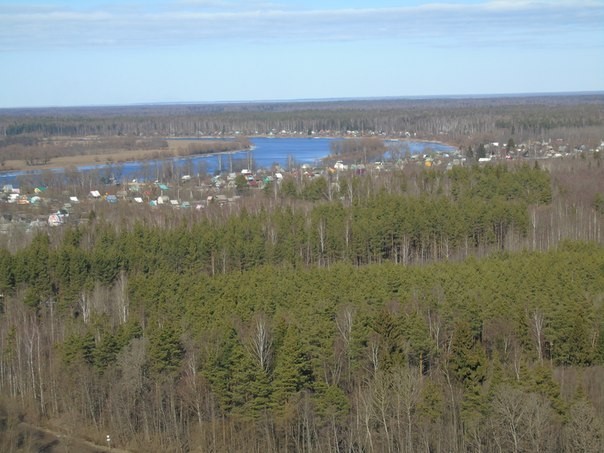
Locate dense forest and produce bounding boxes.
[1,158,603,451]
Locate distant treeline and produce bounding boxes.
[1,95,603,147]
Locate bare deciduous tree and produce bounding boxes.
[245,313,273,373]
[490,385,555,453]
[564,399,604,453]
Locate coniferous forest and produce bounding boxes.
[1,156,604,451]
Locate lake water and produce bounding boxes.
[0,137,455,186]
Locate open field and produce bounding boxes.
[0,138,247,172]
[2,147,170,172]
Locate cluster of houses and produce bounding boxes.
[478,139,603,162]
[0,172,261,232]
[1,138,601,233]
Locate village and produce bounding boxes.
[1,136,602,235]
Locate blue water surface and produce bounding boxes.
[0,138,454,186]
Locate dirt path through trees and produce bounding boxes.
[18,421,133,453]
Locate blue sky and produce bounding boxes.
[1,0,603,108]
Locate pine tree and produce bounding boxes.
[148,325,184,375]
[229,339,271,419]
[0,248,14,294]
[448,321,488,421]
[272,325,313,411]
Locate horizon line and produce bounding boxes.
[1,90,603,111]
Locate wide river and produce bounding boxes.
[0,137,455,186]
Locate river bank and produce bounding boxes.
[2,147,171,172]
[1,137,252,173]
[0,137,457,186]
[1,135,458,175]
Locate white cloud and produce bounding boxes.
[0,0,602,51]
